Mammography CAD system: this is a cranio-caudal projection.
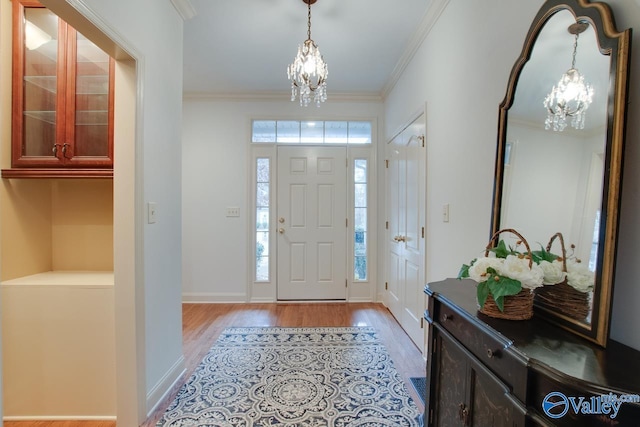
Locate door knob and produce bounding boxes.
[279,228,285,234]
[279,217,285,223]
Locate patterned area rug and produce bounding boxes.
[157,327,421,426]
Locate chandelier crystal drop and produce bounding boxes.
[287,0,328,107]
[544,22,594,131]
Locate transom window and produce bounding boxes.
[252,120,372,144]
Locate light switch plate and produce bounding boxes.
[226,207,240,217]
[148,202,157,224]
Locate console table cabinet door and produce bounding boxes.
[9,0,114,176]
[430,327,525,427]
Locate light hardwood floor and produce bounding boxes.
[5,302,426,427]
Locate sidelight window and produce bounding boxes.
[354,159,368,281]
[255,158,270,281]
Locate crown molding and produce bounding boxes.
[171,0,196,21]
[183,91,383,103]
[381,0,451,100]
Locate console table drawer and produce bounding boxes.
[436,299,527,401]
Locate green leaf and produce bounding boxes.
[489,240,516,259]
[531,244,560,264]
[485,275,522,312]
[488,276,522,298]
[476,281,490,307]
[457,258,476,279]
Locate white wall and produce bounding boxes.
[384,0,640,350]
[182,99,383,301]
[38,0,186,422]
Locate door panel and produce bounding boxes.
[277,146,347,300]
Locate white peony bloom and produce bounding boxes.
[468,257,504,284]
[566,260,594,292]
[502,255,544,289]
[539,260,567,285]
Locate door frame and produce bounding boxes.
[249,137,377,303]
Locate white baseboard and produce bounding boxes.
[347,297,374,303]
[250,297,276,303]
[146,355,186,418]
[3,416,117,421]
[182,292,247,303]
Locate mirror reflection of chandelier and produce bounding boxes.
[544,21,594,131]
[286,0,328,107]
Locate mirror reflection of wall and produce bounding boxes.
[500,9,609,281]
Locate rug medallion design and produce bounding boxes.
[157,327,421,426]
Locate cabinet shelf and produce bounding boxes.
[24,74,109,95]
[24,110,108,126]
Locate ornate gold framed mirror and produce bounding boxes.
[491,0,631,346]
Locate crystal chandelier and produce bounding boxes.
[543,22,594,131]
[287,0,328,107]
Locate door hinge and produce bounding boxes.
[385,159,389,168]
[346,158,348,167]
[421,317,424,329]
[429,408,433,424]
[419,135,425,147]
[345,279,348,288]
[346,218,348,227]
[385,221,389,230]
[422,227,425,238]
[385,282,388,290]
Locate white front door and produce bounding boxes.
[386,114,426,350]
[277,146,347,300]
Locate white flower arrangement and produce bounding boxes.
[459,239,544,313]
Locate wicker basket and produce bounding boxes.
[534,232,591,321]
[478,228,534,321]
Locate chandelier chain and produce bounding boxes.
[571,33,579,69]
[307,2,312,40]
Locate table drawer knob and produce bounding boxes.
[441,313,452,323]
[486,348,500,359]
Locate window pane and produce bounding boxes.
[257,158,270,182]
[355,257,367,280]
[256,257,269,281]
[355,184,367,208]
[325,121,348,144]
[256,208,269,231]
[256,231,269,256]
[354,159,367,182]
[355,231,367,256]
[301,121,323,143]
[348,121,372,144]
[355,207,367,230]
[252,120,276,142]
[257,183,269,207]
[277,121,300,143]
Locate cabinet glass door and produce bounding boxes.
[69,31,110,158]
[22,6,61,158]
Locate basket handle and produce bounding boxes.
[546,232,568,272]
[485,228,533,269]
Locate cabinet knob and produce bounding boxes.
[486,348,500,359]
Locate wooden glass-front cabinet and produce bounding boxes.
[4,0,114,178]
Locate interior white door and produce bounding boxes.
[277,146,347,300]
[386,114,426,350]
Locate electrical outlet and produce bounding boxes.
[226,207,240,217]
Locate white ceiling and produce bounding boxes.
[181,0,433,98]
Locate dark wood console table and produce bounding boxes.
[424,278,640,426]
